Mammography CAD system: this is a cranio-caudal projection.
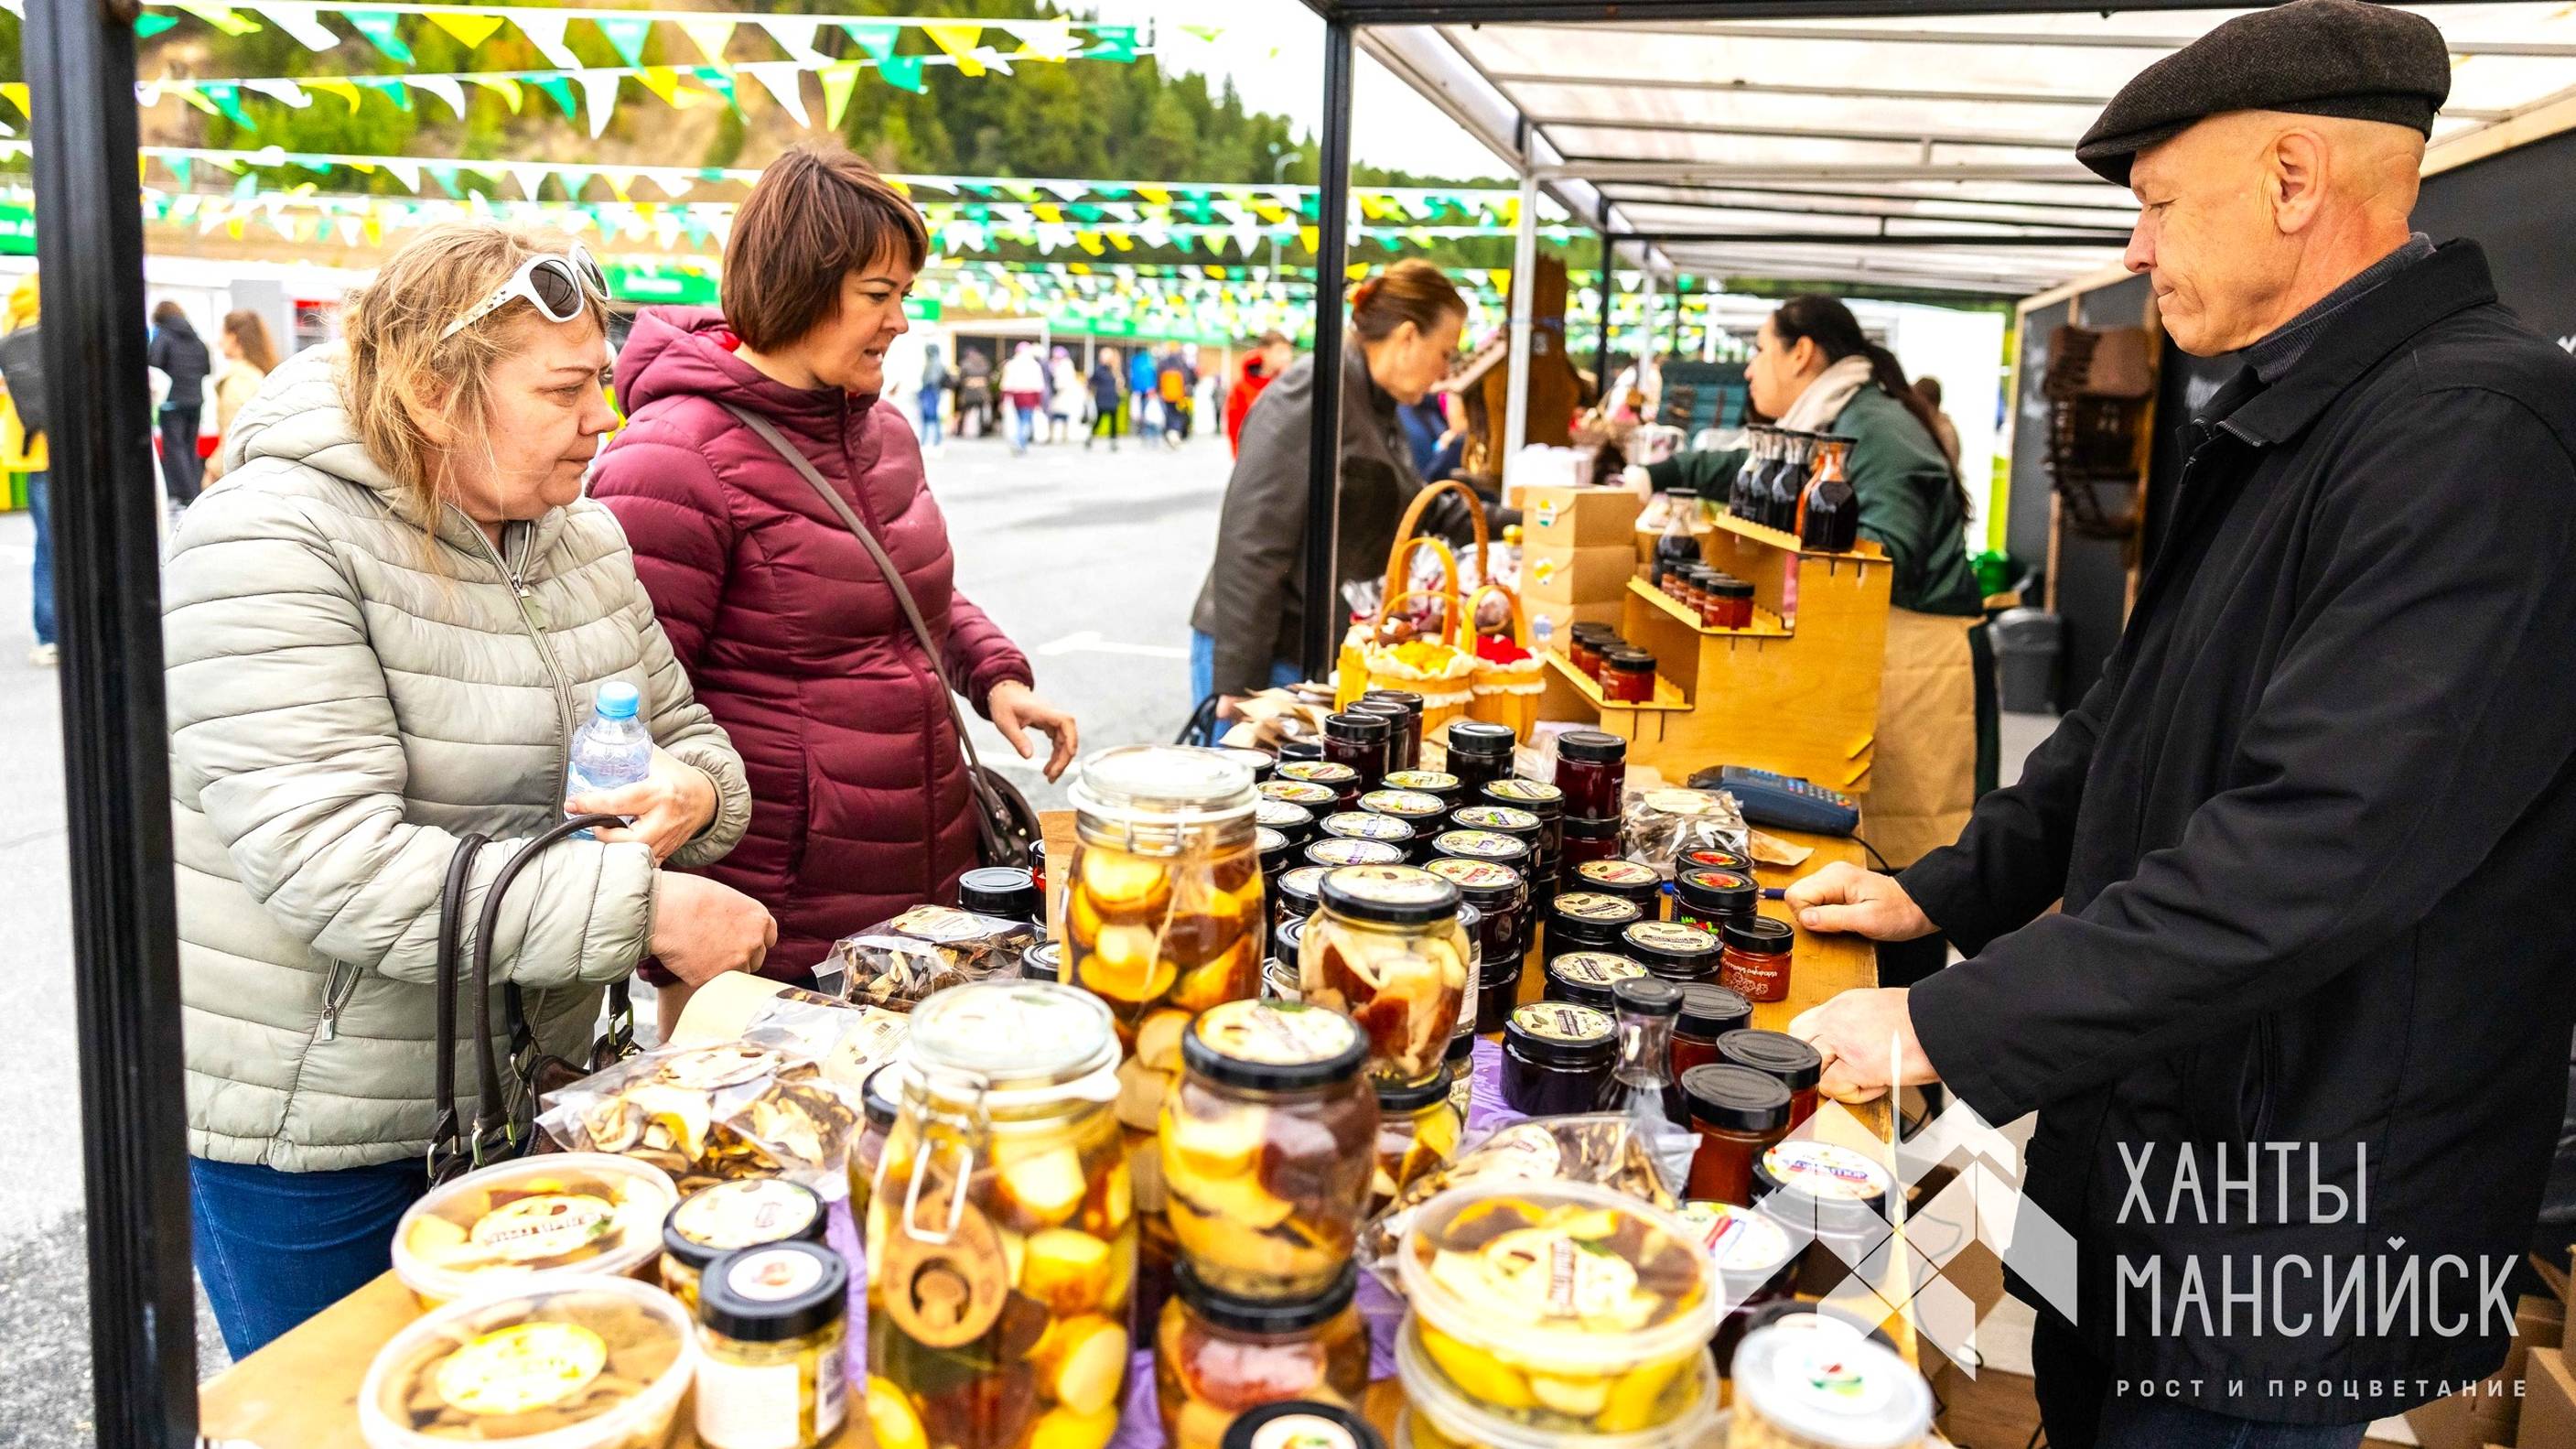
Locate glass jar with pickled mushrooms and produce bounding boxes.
[1063,745,1264,1048]
[1299,866,1470,1085]
[358,1276,696,1449]
[867,983,1135,1449]
[1156,1262,1371,1449]
[1160,1000,1378,1300]
[1371,1065,1462,1216]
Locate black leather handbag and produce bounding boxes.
[721,402,1040,871]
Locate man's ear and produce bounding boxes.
[2270,128,2330,235]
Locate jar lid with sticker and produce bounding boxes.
[1279,759,1362,787]
[1424,855,1526,906]
[1480,777,1563,816]
[1545,952,1646,1011]
[1320,810,1417,846]
[1622,920,1721,979]
[1262,779,1340,808]
[1304,838,1405,870]
[1276,865,1331,917]
[1183,1000,1368,1092]
[1450,804,1541,838]
[1222,1399,1385,1449]
[1381,770,1462,799]
[1360,788,1450,822]
[1502,1000,1615,1068]
[1318,863,1460,927]
[1548,891,1643,935]
[699,1240,847,1343]
[1428,828,1532,866]
[1257,798,1318,837]
[663,1178,826,1274]
[1730,1317,1930,1449]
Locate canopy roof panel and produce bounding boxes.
[1349,3,2576,295]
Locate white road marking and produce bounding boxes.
[1035,629,1188,660]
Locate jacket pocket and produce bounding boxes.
[315,960,360,1043]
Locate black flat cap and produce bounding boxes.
[2076,0,2451,185]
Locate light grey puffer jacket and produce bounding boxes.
[168,346,754,1172]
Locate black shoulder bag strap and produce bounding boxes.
[718,402,1037,870]
[471,813,630,1168]
[426,832,490,1186]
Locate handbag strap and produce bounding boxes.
[427,831,490,1184]
[468,813,626,1165]
[719,402,1014,860]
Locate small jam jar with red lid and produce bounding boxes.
[1545,950,1648,1012]
[1573,858,1664,915]
[1621,919,1722,983]
[1671,981,1752,1077]
[1673,869,1759,934]
[1552,730,1627,821]
[1545,890,1642,960]
[1719,1029,1824,1129]
[1718,915,1795,1002]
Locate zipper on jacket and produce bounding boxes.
[317,960,360,1042]
[457,513,577,793]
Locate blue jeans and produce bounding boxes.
[190,1155,426,1359]
[26,469,50,647]
[1189,630,1302,743]
[918,394,943,448]
[1010,402,1040,452]
[2033,1317,2367,1449]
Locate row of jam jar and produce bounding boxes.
[1657,563,1759,631]
[1543,873,1795,1005]
[1561,625,1663,704]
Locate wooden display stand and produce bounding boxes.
[1537,509,1893,793]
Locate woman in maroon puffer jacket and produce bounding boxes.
[592,144,1076,1022]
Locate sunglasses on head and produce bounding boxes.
[438,247,608,341]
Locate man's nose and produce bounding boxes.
[2124,215,2155,276]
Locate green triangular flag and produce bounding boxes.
[877,55,925,95]
[1083,25,1139,62]
[531,75,579,121]
[819,60,864,123]
[1180,26,1222,43]
[840,20,900,62]
[426,162,460,197]
[202,81,256,129]
[692,65,740,117]
[597,16,653,70]
[135,13,179,38]
[167,156,192,188]
[341,10,413,63]
[356,76,411,112]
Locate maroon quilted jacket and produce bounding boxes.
[591,308,1033,977]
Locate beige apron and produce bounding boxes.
[1865,608,1979,868]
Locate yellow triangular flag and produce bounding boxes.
[1075,230,1105,256]
[675,17,734,64]
[305,77,362,113]
[1299,226,1320,254]
[0,84,27,120]
[636,66,685,106]
[426,12,506,49]
[922,22,985,77]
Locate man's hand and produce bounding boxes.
[574,746,717,864]
[990,679,1079,783]
[649,872,777,985]
[1784,860,1936,942]
[1790,988,1940,1104]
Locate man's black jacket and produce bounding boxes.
[1903,243,2576,1422]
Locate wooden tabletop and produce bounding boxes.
[199,823,1887,1448]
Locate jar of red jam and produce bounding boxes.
[1559,816,1625,884]
[1680,846,1756,877]
[1622,919,1720,983]
[1566,626,1610,676]
[1718,915,1795,1002]
[1440,723,1515,798]
[1573,858,1664,916]
[1673,869,1758,935]
[1303,838,1405,870]
[1545,891,1641,961]
[1545,950,1647,1012]
[1719,1029,1824,1129]
[1362,690,1426,773]
[1320,712,1391,792]
[1680,1064,1792,1206]
[1670,982,1751,1077]
[1603,649,1657,704]
[1425,857,1526,1030]
[1553,731,1626,821]
[1710,577,1756,631]
[1381,770,1462,806]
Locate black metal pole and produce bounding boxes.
[27,0,199,1443]
[1594,208,1614,389]
[1299,18,1354,679]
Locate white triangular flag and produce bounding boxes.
[382,157,420,191]
[241,78,311,107]
[338,214,363,246]
[577,70,621,139]
[653,211,683,248]
[511,163,549,200]
[756,17,825,65]
[513,12,582,70]
[253,4,339,49]
[410,74,466,120]
[653,171,694,200]
[675,17,734,64]
[737,60,808,125]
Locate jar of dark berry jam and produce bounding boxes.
[1380,771,1462,807]
[1441,722,1515,799]
[1500,1001,1615,1116]
[1359,789,1450,842]
[1261,778,1340,815]
[1622,919,1721,983]
[1546,891,1642,961]
[1361,690,1426,774]
[1553,731,1627,821]
[1544,950,1647,1012]
[1573,858,1664,916]
[1673,869,1758,935]
[1425,857,1525,1030]
[1277,759,1362,811]
[1559,816,1626,884]
[1320,713,1392,792]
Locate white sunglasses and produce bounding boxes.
[438,248,609,341]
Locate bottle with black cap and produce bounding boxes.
[1442,719,1516,798]
[695,1239,850,1449]
[1595,976,1687,1127]
[957,864,1041,925]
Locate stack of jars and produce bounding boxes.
[1558,623,1660,702]
[1552,730,1631,899]
[1663,563,1756,631]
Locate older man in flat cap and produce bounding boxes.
[1788,2,2576,1444]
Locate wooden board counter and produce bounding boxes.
[199,825,1891,1448]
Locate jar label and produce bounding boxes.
[1721,954,1790,1004]
[1257,800,1314,828]
[1321,862,1450,907]
[877,1199,1010,1347]
[1762,1141,1892,1202]
[1681,849,1751,871]
[435,1322,607,1416]
[1384,771,1460,793]
[1626,922,1719,954]
[1641,788,1726,816]
[1426,857,1519,891]
[724,1246,828,1303]
[1471,1224,1647,1325]
[1431,829,1524,860]
[1509,1001,1612,1043]
[1578,860,1660,887]
[1485,779,1563,806]
[1360,789,1447,816]
[1762,1330,1905,1419]
[1278,761,1359,784]
[1308,838,1403,866]
[1324,812,1413,841]
[1248,1414,1361,1449]
[1262,781,1339,806]
[673,1179,820,1252]
[1452,805,1539,832]
[1553,892,1638,923]
[1677,1201,1796,1275]
[1198,999,1360,1065]
[469,1194,617,1263]
[1551,952,1645,986]
[1680,869,1752,893]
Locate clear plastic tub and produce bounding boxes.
[1728,1317,1932,1448]
[358,1275,698,1449]
[393,1153,679,1308]
[1394,1314,1721,1449]
[1396,1181,1716,1436]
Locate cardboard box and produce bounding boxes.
[1521,544,1638,604]
[2408,1294,2560,1449]
[1521,484,1644,548]
[2525,1346,2576,1448]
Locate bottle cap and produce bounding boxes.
[1719,1029,1823,1092]
[1676,982,1752,1039]
[1557,730,1627,764]
[698,1240,847,1343]
[594,681,640,719]
[1680,1064,1791,1134]
[1721,916,1795,957]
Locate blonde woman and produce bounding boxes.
[166,222,772,1357]
[201,308,279,485]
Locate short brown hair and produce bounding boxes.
[723,142,928,351]
[1350,259,1466,342]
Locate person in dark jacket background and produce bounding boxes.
[1085,346,1126,452]
[150,298,212,505]
[1788,5,2576,1447]
[591,143,1077,1031]
[1189,260,1468,720]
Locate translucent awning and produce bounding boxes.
[1354,4,2576,294]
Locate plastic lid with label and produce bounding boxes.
[1676,869,1759,918]
[1318,863,1460,926]
[1718,1029,1824,1092]
[1753,1141,1893,1233]
[1262,780,1340,807]
[699,1240,848,1344]
[1544,952,1646,1011]
[1502,1000,1616,1068]
[662,1178,826,1272]
[1184,999,1368,1091]
[1279,760,1363,786]
[1729,1320,1932,1449]
[1223,1398,1387,1449]
[1480,777,1563,815]
[1622,920,1721,979]
[1576,859,1661,889]
[1304,838,1406,870]
[1450,804,1541,837]
[1679,846,1756,875]
[1360,789,1450,820]
[1276,865,1330,915]
[1676,1200,1801,1287]
[1423,856,1526,902]
[1548,892,1644,933]
[1427,828,1531,865]
[393,1152,680,1307]
[1320,811,1417,844]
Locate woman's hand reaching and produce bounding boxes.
[572,746,717,863]
[990,680,1080,782]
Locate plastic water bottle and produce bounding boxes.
[566,680,651,838]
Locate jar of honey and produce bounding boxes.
[1718,915,1795,1002]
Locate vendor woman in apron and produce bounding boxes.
[1637,295,1989,987]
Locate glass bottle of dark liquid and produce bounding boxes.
[1597,975,1688,1127]
[1766,431,1815,534]
[1730,427,1773,521]
[1800,435,1859,553]
[1653,487,1702,590]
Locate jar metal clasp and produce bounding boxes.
[900,1063,992,1248]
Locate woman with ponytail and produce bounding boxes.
[1644,295,1988,987]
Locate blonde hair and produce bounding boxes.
[340,222,606,527]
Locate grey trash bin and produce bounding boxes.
[1989,607,2064,714]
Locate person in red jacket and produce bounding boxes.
[1224,330,1293,456]
[591,142,1078,1027]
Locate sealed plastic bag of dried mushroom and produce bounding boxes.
[823,904,1037,1011]
[537,1033,865,1198]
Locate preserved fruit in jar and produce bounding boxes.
[1064,745,1264,1047]
[1160,1000,1377,1300]
[1371,1066,1462,1215]
[1298,866,1471,1085]
[1154,1263,1371,1449]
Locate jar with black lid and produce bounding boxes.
[1545,950,1646,1011]
[1559,815,1626,884]
[1277,759,1362,811]
[1361,689,1426,774]
[1318,810,1417,860]
[1448,802,1542,854]
[1673,867,1758,934]
[1679,845,1756,877]
[1480,778,1565,910]
[1257,797,1318,849]
[1320,711,1392,790]
[1256,825,1292,886]
[1261,778,1339,812]
[1274,864,1328,928]
[1603,648,1658,704]
[1719,914,1795,1004]
[695,1239,850,1449]
[1426,827,1533,878]
[1202,745,1277,784]
[1553,730,1628,822]
[1453,902,1483,1054]
[1303,837,1405,870]
[1671,981,1751,1077]
[661,1176,828,1313]
[1424,857,1525,1029]
[1573,857,1665,915]
[1020,939,1063,983]
[1300,864,1471,1085]
[1223,1401,1385,1449]
[1380,770,1462,806]
[1500,1000,1616,1116]
[1622,919,1721,983]
[851,1062,901,1214]
[1546,890,1642,959]
[1442,721,1516,798]
[1719,1028,1824,1128]
[958,865,1042,925]
[1360,787,1450,838]
[1680,1065,1792,1207]
[1155,1261,1371,1447]
[1265,920,1306,1001]
[1443,1032,1475,1120]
